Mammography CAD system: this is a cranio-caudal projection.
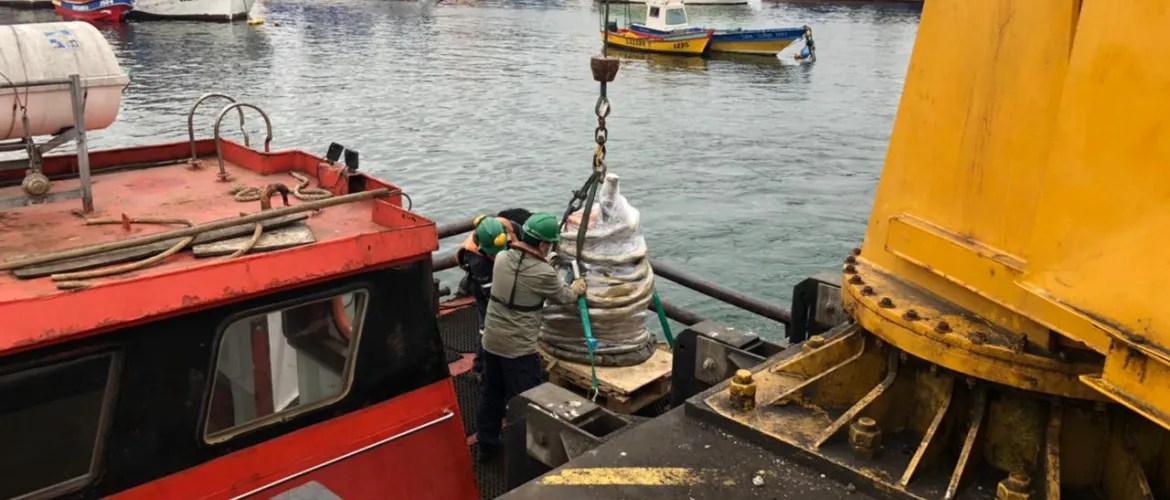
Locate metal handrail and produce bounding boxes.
[187,93,249,163]
[213,103,272,182]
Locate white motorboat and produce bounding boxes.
[131,0,255,21]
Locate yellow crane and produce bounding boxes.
[698,0,1170,498]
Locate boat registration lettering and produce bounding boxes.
[626,38,649,48]
[673,42,690,50]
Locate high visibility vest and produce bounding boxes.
[455,217,519,272]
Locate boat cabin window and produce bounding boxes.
[204,290,369,443]
[665,7,686,25]
[0,353,119,500]
[649,6,660,17]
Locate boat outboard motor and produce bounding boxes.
[540,174,657,367]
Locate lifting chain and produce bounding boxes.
[593,95,610,177]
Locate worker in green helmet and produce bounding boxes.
[475,212,586,462]
[455,209,532,376]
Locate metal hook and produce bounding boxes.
[213,102,273,182]
[187,93,250,166]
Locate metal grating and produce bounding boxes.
[444,348,463,364]
[454,372,480,437]
[439,306,481,353]
[471,443,509,500]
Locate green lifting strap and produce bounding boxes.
[652,288,674,348]
[560,173,603,400]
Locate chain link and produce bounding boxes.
[593,95,610,175]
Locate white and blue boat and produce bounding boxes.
[626,0,815,57]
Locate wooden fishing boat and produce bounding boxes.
[624,0,814,56]
[602,26,712,56]
[51,0,132,22]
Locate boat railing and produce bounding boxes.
[430,219,792,329]
[212,102,272,182]
[187,92,250,167]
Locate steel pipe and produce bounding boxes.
[433,253,458,272]
[649,298,705,326]
[429,217,784,326]
[650,258,791,325]
[438,219,475,240]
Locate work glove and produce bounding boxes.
[570,279,587,296]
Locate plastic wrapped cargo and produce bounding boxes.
[540,174,658,367]
[0,22,129,141]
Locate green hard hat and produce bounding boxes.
[474,217,509,256]
[522,213,561,243]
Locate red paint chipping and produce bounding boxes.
[0,139,438,356]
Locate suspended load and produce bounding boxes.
[540,174,657,367]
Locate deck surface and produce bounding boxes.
[0,158,382,301]
[500,406,877,500]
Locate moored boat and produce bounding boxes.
[130,0,254,21]
[602,0,712,56]
[624,0,815,56]
[51,0,132,22]
[602,27,712,56]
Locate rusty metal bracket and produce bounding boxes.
[813,348,898,448]
[213,103,272,182]
[187,93,249,168]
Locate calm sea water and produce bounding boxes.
[1,0,920,339]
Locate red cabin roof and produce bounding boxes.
[0,138,437,356]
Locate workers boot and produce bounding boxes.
[476,443,499,463]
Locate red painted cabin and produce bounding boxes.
[0,125,478,499]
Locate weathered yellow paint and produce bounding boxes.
[538,467,716,486]
[860,0,1079,340]
[1017,0,1170,424]
[852,0,1170,423]
[841,260,1104,399]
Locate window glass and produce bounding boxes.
[205,291,368,442]
[649,6,660,17]
[0,353,117,500]
[665,8,687,25]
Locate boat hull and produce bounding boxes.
[710,29,803,55]
[603,29,711,55]
[130,0,252,21]
[52,0,131,22]
[629,25,806,56]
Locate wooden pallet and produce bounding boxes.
[541,345,672,414]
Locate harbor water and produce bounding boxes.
[0,0,920,339]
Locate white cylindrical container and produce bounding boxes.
[0,22,129,141]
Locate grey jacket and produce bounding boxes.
[482,247,580,358]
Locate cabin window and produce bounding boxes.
[0,353,119,500]
[665,8,687,25]
[204,290,369,443]
[649,6,660,17]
